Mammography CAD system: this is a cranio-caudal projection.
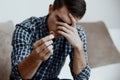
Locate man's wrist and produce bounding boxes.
[74,44,84,53]
[31,51,43,63]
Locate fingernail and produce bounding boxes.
[50,34,54,38]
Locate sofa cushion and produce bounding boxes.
[0,21,14,80]
[78,21,120,68]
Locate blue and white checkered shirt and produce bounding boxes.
[11,15,91,80]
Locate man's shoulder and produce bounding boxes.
[16,16,42,27]
[20,16,39,25]
[76,25,87,39]
[15,16,46,32]
[76,25,85,33]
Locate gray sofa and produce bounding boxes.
[0,21,120,80]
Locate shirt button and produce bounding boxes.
[45,67,47,70]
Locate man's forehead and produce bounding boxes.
[57,6,78,24]
[56,6,70,24]
[61,14,78,25]
[62,14,71,24]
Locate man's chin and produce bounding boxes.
[50,31,62,38]
[55,34,62,38]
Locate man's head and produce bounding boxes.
[47,0,86,38]
[53,0,86,19]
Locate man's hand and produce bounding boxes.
[33,34,54,61]
[56,13,82,49]
[56,13,86,75]
[18,34,54,79]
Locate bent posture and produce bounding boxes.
[11,0,91,80]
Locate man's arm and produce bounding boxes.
[11,25,54,79]
[18,51,42,79]
[69,27,90,80]
[18,34,54,79]
[73,46,86,75]
[56,13,90,80]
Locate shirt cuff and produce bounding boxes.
[70,65,91,80]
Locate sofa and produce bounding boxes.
[0,21,14,80]
[79,21,120,68]
[0,20,120,80]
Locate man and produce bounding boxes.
[11,0,91,80]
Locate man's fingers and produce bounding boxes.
[42,34,54,42]
[33,34,54,48]
[44,40,53,48]
[57,26,71,34]
[39,45,53,60]
[57,30,68,38]
[47,45,53,54]
[35,40,53,53]
[69,13,76,27]
[56,22,73,31]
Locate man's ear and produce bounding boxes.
[49,4,53,14]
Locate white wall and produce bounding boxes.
[0,0,120,29]
[1,0,119,51]
[0,0,53,24]
[82,0,120,29]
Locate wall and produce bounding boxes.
[1,0,119,51]
[82,0,120,29]
[0,0,120,29]
[0,0,53,24]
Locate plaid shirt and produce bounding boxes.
[11,15,91,80]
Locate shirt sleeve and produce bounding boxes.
[11,24,33,79]
[69,26,91,80]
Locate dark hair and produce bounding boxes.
[53,0,86,19]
